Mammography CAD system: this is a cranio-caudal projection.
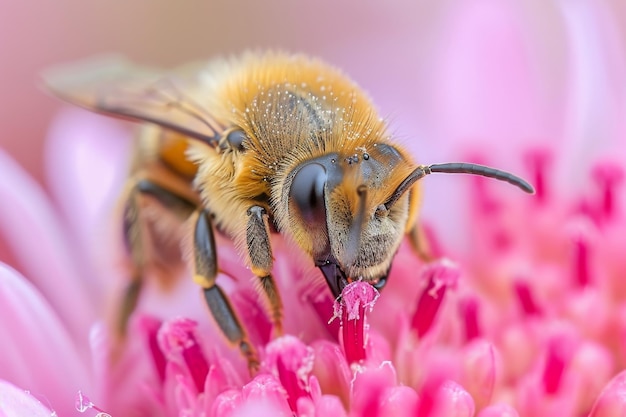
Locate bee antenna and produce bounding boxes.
[346,184,368,268]
[385,162,534,210]
[427,163,535,194]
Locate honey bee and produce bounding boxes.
[44,51,534,369]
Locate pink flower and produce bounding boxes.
[2,3,626,417]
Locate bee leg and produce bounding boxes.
[118,179,197,336]
[118,189,146,337]
[408,223,436,262]
[246,206,284,336]
[193,209,260,372]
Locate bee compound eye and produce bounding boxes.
[225,129,247,151]
[290,163,328,225]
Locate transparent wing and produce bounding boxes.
[42,56,223,146]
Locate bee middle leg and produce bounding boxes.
[118,178,196,336]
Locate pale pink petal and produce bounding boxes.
[238,374,292,416]
[0,380,56,417]
[228,401,290,417]
[559,1,626,184]
[310,341,351,406]
[460,340,497,409]
[298,376,348,417]
[210,390,243,417]
[45,108,130,241]
[570,341,614,414]
[44,108,132,303]
[350,362,397,417]
[378,386,419,417]
[477,404,520,417]
[0,149,95,341]
[0,264,90,417]
[89,321,165,417]
[587,371,626,417]
[431,381,475,417]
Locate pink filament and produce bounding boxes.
[460,297,481,341]
[525,149,551,203]
[140,316,167,382]
[542,339,568,395]
[573,236,590,288]
[276,355,309,412]
[513,280,542,316]
[592,162,623,220]
[411,261,460,338]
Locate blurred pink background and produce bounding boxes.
[1,0,625,250]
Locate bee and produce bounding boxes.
[44,51,534,369]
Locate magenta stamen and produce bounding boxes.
[183,342,210,393]
[140,316,167,382]
[591,162,623,220]
[471,175,501,215]
[158,318,209,393]
[415,375,444,417]
[232,289,272,345]
[336,282,379,364]
[513,279,542,316]
[576,198,598,223]
[305,290,340,340]
[492,229,513,252]
[542,339,569,395]
[411,261,460,338]
[276,355,309,412]
[459,296,481,342]
[525,149,551,203]
[573,235,590,288]
[344,308,365,363]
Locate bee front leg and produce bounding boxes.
[246,206,284,337]
[193,209,259,371]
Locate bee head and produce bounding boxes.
[284,144,416,297]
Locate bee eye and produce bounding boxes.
[226,129,247,151]
[375,204,389,218]
[290,163,327,225]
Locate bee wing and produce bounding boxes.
[42,56,223,146]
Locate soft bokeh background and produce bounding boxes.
[1,0,625,252]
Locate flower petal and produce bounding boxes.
[0,149,95,341]
[44,108,131,303]
[0,380,56,417]
[0,264,90,417]
[588,371,626,417]
[477,404,520,417]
